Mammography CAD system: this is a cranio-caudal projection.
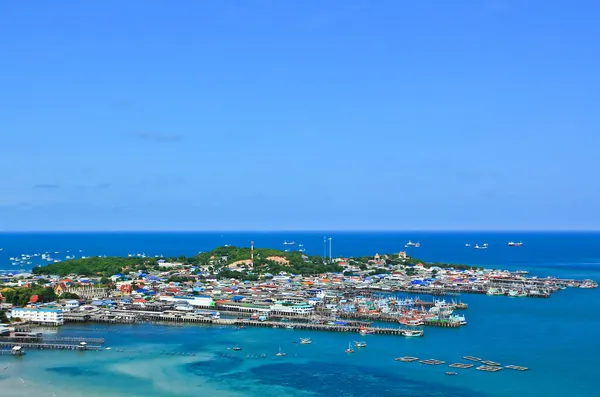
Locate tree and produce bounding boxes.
[0,311,9,324]
[100,277,111,285]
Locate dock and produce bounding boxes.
[419,359,445,365]
[0,341,102,351]
[449,363,474,369]
[395,356,419,362]
[476,365,503,372]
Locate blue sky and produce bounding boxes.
[1,0,599,231]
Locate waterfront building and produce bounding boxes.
[158,294,214,307]
[269,302,314,314]
[11,307,64,325]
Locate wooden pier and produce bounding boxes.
[0,341,102,351]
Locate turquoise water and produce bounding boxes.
[1,232,599,396]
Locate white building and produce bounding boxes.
[11,308,64,325]
[158,295,214,307]
[269,303,314,314]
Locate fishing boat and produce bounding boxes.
[232,345,242,351]
[474,243,488,250]
[358,327,375,335]
[401,329,424,337]
[300,338,312,344]
[449,314,467,325]
[508,241,523,247]
[275,345,286,356]
[345,342,355,353]
[354,341,367,348]
[404,240,420,248]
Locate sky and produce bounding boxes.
[1,0,599,231]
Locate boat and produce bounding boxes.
[358,327,375,335]
[401,329,424,337]
[275,345,286,356]
[474,244,488,250]
[465,243,471,247]
[446,372,458,376]
[345,342,355,353]
[232,345,242,351]
[285,325,294,329]
[508,241,523,247]
[449,314,467,325]
[354,341,367,348]
[300,338,312,344]
[405,240,420,248]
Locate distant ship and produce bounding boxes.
[405,241,420,248]
[465,244,471,247]
[283,241,295,245]
[474,244,488,250]
[508,241,523,247]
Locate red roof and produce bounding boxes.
[29,295,39,303]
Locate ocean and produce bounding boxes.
[1,231,599,397]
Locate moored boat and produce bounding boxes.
[401,329,424,337]
[345,342,355,353]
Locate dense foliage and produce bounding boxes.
[1,286,57,306]
[30,246,475,279]
[33,257,158,277]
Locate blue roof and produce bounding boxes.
[231,295,245,302]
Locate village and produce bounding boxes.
[0,246,596,337]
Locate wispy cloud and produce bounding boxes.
[33,183,60,189]
[131,131,184,143]
[74,182,112,190]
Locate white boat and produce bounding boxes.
[474,244,488,250]
[405,241,420,247]
[354,341,367,348]
[508,241,523,247]
[401,329,424,337]
[345,342,355,353]
[275,345,286,356]
[465,244,471,247]
[300,338,312,344]
[449,314,467,325]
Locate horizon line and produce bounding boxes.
[2,229,600,233]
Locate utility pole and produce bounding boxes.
[329,237,332,261]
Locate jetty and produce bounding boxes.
[0,341,102,351]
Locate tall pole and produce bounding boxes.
[250,241,254,264]
[323,237,327,260]
[329,237,332,261]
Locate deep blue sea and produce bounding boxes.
[1,231,599,397]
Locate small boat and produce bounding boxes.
[508,241,523,247]
[285,325,294,329]
[465,243,471,247]
[300,338,312,344]
[232,345,242,351]
[345,342,355,354]
[474,244,488,250]
[405,240,420,247]
[354,341,367,348]
[445,372,458,376]
[275,345,286,356]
